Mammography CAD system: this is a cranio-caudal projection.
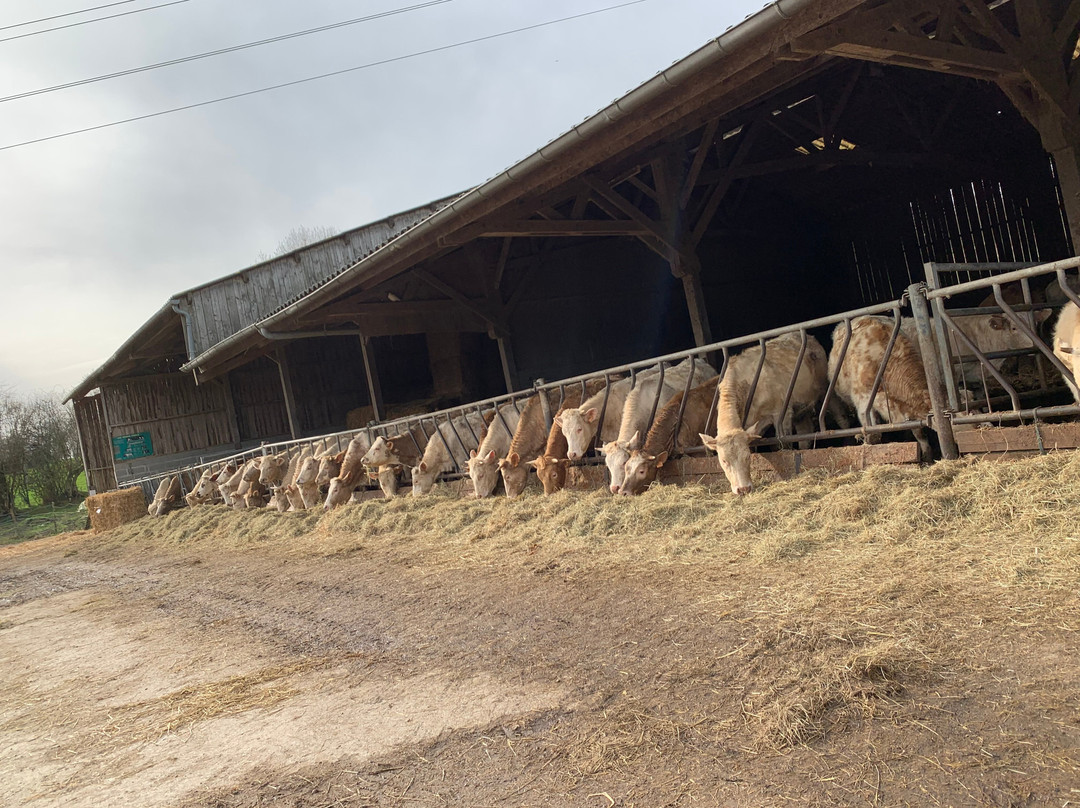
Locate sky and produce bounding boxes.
[0,0,766,398]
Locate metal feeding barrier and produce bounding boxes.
[121,256,1080,501]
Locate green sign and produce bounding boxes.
[112,432,154,460]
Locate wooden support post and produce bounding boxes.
[1049,140,1080,251]
[497,334,518,394]
[359,336,384,423]
[220,372,241,448]
[273,348,302,440]
[680,266,714,348]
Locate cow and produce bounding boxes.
[361,427,428,470]
[269,450,306,513]
[148,475,182,517]
[290,450,327,510]
[411,409,491,495]
[498,381,606,499]
[324,434,374,510]
[529,407,575,495]
[368,463,405,498]
[258,451,290,488]
[467,400,523,499]
[1053,301,1080,404]
[184,468,219,507]
[602,357,717,494]
[827,316,933,458]
[237,459,269,509]
[558,371,649,461]
[700,332,829,496]
[618,378,720,496]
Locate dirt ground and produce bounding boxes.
[2,460,1080,807]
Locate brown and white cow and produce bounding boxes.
[701,332,829,496]
[1053,301,1080,404]
[498,382,606,499]
[367,463,405,498]
[411,409,491,496]
[467,400,523,499]
[148,475,182,517]
[529,407,575,495]
[324,434,374,510]
[184,468,219,507]
[603,357,716,494]
[619,378,719,496]
[258,451,290,488]
[828,316,932,457]
[291,449,327,510]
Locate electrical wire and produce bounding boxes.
[0,0,648,153]
[2,0,452,103]
[0,0,189,43]
[2,0,145,31]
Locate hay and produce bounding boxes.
[85,487,147,533]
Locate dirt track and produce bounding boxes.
[3,470,1080,807]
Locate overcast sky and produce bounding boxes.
[0,0,765,398]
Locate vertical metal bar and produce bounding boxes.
[670,357,699,450]
[908,283,959,460]
[591,374,614,453]
[741,339,768,428]
[777,330,809,439]
[862,309,903,427]
[645,362,668,433]
[924,261,961,410]
[820,319,851,433]
[992,286,1076,385]
[940,309,1021,410]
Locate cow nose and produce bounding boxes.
[736,485,751,496]
[567,452,579,461]
[609,484,619,494]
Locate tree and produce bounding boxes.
[258,225,338,262]
[0,390,82,513]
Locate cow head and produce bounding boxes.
[700,428,761,496]
[149,476,181,517]
[316,451,346,488]
[259,452,289,486]
[244,482,267,508]
[195,470,219,500]
[323,475,355,510]
[270,487,290,513]
[498,452,530,499]
[241,459,262,482]
[601,433,639,494]
[411,460,438,496]
[617,449,669,496]
[361,436,391,467]
[558,407,599,461]
[294,453,319,485]
[530,454,570,495]
[377,465,403,498]
[467,448,501,498]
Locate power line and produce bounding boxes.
[2,0,452,103]
[2,0,144,31]
[0,0,648,153]
[0,0,189,43]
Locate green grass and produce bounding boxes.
[0,502,87,546]
[12,472,89,510]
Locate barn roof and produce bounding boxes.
[65,194,461,402]
[180,0,863,382]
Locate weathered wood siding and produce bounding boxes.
[229,357,290,443]
[73,393,117,494]
[183,199,453,357]
[102,374,234,453]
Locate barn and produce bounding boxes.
[70,0,1080,494]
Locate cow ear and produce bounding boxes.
[699,433,717,450]
[553,413,563,428]
[528,457,543,469]
[509,452,520,466]
[584,407,599,423]
[627,431,641,450]
[655,451,669,468]
[469,449,478,459]
[747,420,768,440]
[485,450,497,462]
[989,314,1007,331]
[385,439,396,452]
[419,461,428,472]
[555,458,570,466]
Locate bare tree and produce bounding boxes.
[258,225,338,261]
[0,390,82,514]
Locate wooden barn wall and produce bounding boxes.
[284,336,371,435]
[73,393,117,493]
[102,373,236,483]
[508,239,693,384]
[229,357,290,443]
[185,200,450,357]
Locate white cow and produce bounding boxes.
[467,400,523,499]
[411,409,491,495]
[1053,302,1080,404]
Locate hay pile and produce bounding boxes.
[85,487,147,533]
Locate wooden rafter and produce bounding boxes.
[679,118,719,210]
[411,268,500,330]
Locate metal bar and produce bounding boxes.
[908,283,959,459]
[862,310,903,428]
[670,356,699,451]
[742,339,767,428]
[925,257,1080,299]
[820,319,852,433]
[951,404,1080,424]
[925,262,962,411]
[939,309,1022,411]
[645,362,668,435]
[591,374,613,453]
[776,330,808,442]
[992,286,1077,390]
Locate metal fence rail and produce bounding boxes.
[121,256,1080,502]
